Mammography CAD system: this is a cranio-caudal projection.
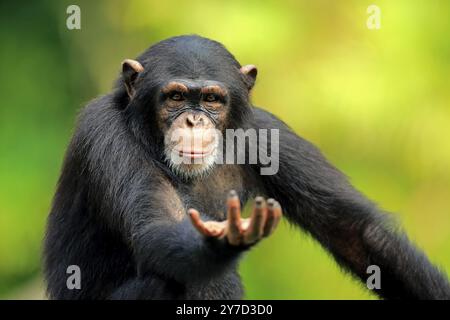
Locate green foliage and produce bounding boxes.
[0,0,449,298]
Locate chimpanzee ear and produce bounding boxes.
[239,65,258,90]
[122,59,144,98]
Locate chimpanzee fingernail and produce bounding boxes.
[267,198,276,207]
[228,190,238,199]
[255,196,265,208]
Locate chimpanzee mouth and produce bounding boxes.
[165,146,218,180]
[175,148,216,159]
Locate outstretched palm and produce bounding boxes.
[188,190,282,246]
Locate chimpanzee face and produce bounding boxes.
[157,78,230,178]
[120,36,257,179]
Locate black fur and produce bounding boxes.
[44,35,450,300]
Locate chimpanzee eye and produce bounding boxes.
[205,94,218,102]
[169,92,183,101]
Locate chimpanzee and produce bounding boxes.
[44,35,450,300]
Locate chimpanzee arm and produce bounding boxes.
[76,97,243,284]
[132,218,242,283]
[251,107,450,299]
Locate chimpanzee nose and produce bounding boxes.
[186,113,204,128]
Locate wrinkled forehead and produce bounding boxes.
[143,48,241,85]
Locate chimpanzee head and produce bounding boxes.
[117,35,257,179]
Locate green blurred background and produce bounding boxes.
[0,0,449,299]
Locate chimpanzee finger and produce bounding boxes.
[244,197,267,244]
[271,201,282,232]
[188,209,210,236]
[263,198,277,237]
[226,190,242,245]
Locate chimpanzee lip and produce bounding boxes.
[175,147,215,158]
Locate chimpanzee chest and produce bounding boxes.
[177,164,262,221]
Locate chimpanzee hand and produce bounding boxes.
[188,190,282,246]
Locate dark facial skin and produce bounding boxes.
[158,79,229,130]
[155,79,231,176]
